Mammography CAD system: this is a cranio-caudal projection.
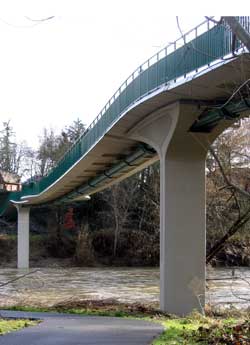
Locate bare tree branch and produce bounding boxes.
[222,16,250,51]
[205,16,222,25]
[0,269,39,288]
[209,146,250,200]
[24,16,55,23]
[206,206,250,263]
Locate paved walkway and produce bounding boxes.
[0,310,163,345]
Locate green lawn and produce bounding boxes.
[3,305,250,344]
[0,319,38,335]
[153,315,249,345]
[153,318,201,345]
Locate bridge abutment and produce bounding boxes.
[16,205,30,269]
[129,102,209,315]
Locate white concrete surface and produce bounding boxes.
[130,102,208,315]
[16,206,30,269]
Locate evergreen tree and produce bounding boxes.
[0,121,17,173]
[65,118,86,143]
[37,118,86,176]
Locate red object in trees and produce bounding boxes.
[63,207,76,230]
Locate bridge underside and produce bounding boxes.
[13,54,250,207]
[6,53,250,316]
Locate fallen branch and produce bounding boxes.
[0,269,39,288]
[206,207,250,263]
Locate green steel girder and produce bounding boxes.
[53,143,156,205]
[190,97,250,132]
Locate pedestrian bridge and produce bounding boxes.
[1,17,250,315]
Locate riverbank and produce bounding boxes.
[0,265,250,343]
[1,232,250,268]
[207,234,250,267]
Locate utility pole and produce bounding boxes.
[222,16,250,52]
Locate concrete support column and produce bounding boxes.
[159,146,206,315]
[16,206,30,269]
[129,102,208,315]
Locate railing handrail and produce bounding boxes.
[22,16,250,197]
[50,17,217,171]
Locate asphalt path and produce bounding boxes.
[0,310,163,345]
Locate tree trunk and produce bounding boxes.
[222,17,250,51]
[206,207,250,264]
[113,214,119,258]
[56,207,63,253]
[206,145,250,263]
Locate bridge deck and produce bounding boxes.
[1,17,250,213]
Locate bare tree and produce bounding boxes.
[222,16,250,51]
[206,119,250,263]
[102,178,138,257]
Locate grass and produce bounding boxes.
[3,302,250,344]
[152,312,250,345]
[0,318,38,335]
[4,304,151,318]
[152,318,201,345]
[152,313,236,345]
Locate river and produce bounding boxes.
[0,267,249,310]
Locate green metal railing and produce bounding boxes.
[1,16,249,212]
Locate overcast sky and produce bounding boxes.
[0,1,240,148]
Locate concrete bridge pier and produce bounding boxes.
[15,205,30,269]
[130,102,209,315]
